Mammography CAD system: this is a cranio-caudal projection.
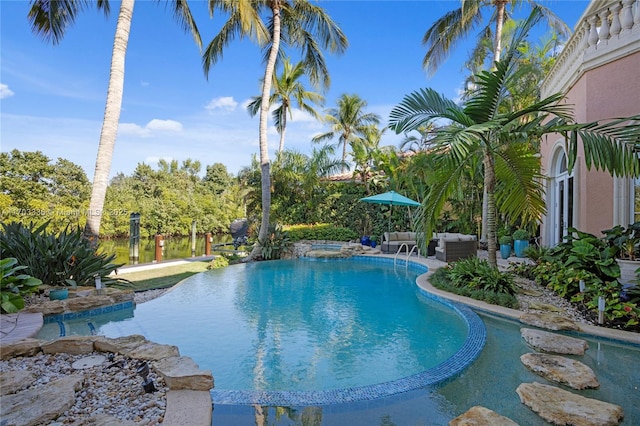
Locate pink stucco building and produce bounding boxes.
[539,0,640,246]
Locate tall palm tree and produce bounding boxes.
[203,0,347,259]
[423,0,569,244]
[246,58,325,153]
[312,94,380,170]
[422,0,569,73]
[28,0,201,244]
[390,7,640,267]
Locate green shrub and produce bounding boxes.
[499,235,513,245]
[285,223,358,242]
[1,258,42,313]
[0,221,126,287]
[448,257,517,296]
[512,229,530,241]
[258,224,292,260]
[429,259,519,309]
[208,255,229,269]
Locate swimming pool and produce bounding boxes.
[94,257,485,405]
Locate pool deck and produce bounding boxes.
[2,251,638,346]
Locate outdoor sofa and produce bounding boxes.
[434,232,477,262]
[381,232,418,254]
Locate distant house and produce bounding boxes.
[539,0,640,246]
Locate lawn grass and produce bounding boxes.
[116,261,211,292]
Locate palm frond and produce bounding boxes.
[388,88,461,133]
[422,2,482,75]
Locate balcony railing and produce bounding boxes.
[541,0,640,96]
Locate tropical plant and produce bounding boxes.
[247,58,325,153]
[312,94,380,167]
[28,0,202,244]
[422,0,569,245]
[602,222,640,260]
[389,8,640,267]
[203,0,347,260]
[1,258,42,314]
[258,224,292,260]
[421,0,568,74]
[285,224,358,242]
[0,222,127,288]
[430,262,518,308]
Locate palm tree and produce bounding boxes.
[203,0,347,259]
[312,94,380,170]
[28,0,201,244]
[390,7,640,267]
[247,58,325,153]
[422,0,569,73]
[423,0,569,245]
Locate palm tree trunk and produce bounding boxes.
[250,1,282,260]
[493,0,508,63]
[84,0,134,245]
[278,110,287,153]
[481,0,508,246]
[483,149,497,267]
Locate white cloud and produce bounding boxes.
[0,84,15,99]
[146,119,183,132]
[118,123,150,137]
[118,119,183,137]
[205,96,238,112]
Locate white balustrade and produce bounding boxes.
[542,0,640,97]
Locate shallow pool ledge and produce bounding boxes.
[415,269,640,346]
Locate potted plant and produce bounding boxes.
[603,222,640,285]
[512,229,530,257]
[369,236,378,248]
[499,235,513,259]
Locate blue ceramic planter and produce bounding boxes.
[49,288,69,300]
[500,244,512,259]
[514,240,529,257]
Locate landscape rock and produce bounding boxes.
[521,328,588,355]
[518,287,543,297]
[94,334,180,360]
[520,353,599,389]
[305,250,349,258]
[449,406,519,425]
[0,370,36,395]
[155,356,214,391]
[0,375,83,426]
[520,312,580,331]
[163,390,213,426]
[0,338,43,360]
[66,295,115,312]
[516,382,624,426]
[41,335,96,355]
[24,299,66,315]
[527,302,565,313]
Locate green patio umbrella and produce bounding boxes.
[360,190,420,235]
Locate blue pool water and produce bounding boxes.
[96,258,480,403]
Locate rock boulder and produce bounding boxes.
[516,382,624,426]
[449,406,519,425]
[520,312,580,331]
[0,375,83,426]
[520,353,599,389]
[521,328,588,355]
[154,356,214,391]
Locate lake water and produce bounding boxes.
[99,235,233,265]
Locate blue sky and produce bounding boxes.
[1,0,588,179]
